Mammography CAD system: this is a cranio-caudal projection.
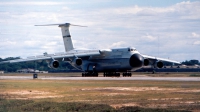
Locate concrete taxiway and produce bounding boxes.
[0,76,200,81]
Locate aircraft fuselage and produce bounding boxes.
[74,47,144,72]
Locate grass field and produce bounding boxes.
[0,73,200,111]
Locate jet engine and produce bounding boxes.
[143,59,149,66]
[49,60,59,68]
[72,58,82,66]
[155,61,164,68]
[129,53,144,68]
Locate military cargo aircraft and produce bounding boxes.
[0,23,180,77]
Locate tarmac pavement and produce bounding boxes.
[0,75,200,81]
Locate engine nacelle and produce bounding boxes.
[49,60,59,68]
[155,61,164,68]
[129,53,144,68]
[144,59,149,66]
[72,58,82,66]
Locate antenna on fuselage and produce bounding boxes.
[35,23,87,52]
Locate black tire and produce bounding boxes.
[117,73,120,77]
[82,73,86,77]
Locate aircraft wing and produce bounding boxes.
[142,54,181,64]
[0,50,100,64]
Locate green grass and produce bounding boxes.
[0,99,191,112]
[190,74,200,77]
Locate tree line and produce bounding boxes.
[0,57,199,72]
[0,57,75,72]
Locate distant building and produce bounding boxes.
[17,68,48,73]
[17,68,35,73]
[39,71,48,73]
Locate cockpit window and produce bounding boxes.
[128,48,136,52]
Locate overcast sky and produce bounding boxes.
[0,0,200,62]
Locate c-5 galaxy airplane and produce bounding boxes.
[0,23,180,77]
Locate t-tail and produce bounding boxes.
[35,23,86,52]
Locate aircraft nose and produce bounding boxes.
[129,53,144,68]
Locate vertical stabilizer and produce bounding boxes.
[35,23,86,52]
[59,23,74,52]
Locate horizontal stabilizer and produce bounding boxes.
[35,23,87,27]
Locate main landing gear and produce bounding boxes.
[103,72,120,77]
[81,72,132,77]
[122,72,132,77]
[103,72,132,77]
[82,65,99,77]
[82,72,98,77]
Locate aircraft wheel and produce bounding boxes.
[82,73,85,77]
[117,73,120,77]
[124,73,127,77]
[123,72,131,77]
[129,73,132,77]
[94,72,98,77]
